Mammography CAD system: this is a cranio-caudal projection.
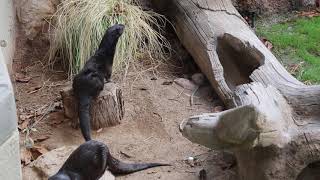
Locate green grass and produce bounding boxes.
[256,16,320,84]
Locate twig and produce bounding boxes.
[153,112,163,122]
[143,136,153,142]
[31,103,55,128]
[193,149,215,158]
[120,151,133,158]
[168,98,180,103]
[27,78,51,94]
[169,88,184,101]
[190,86,200,106]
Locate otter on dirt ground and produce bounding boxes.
[72,24,125,141]
[48,140,170,180]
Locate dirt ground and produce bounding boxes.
[13,24,237,180]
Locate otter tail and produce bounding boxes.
[78,95,92,141]
[107,154,170,175]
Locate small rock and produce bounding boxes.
[186,156,195,167]
[191,73,207,86]
[174,78,197,90]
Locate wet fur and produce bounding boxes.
[72,24,125,141]
[49,140,170,180]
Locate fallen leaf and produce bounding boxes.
[20,148,32,166]
[19,114,34,121]
[18,120,30,130]
[260,37,273,50]
[31,145,49,160]
[15,73,31,83]
[27,85,42,94]
[34,135,50,143]
[97,128,103,133]
[120,151,133,158]
[264,41,273,50]
[288,62,304,75]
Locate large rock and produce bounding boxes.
[15,0,60,39]
[23,146,115,180]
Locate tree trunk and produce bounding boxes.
[60,83,124,130]
[151,0,320,179]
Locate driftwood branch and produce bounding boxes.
[152,0,320,179]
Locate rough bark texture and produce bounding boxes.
[152,0,320,179]
[60,83,124,130]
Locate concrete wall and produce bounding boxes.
[0,49,21,179]
[0,0,21,179]
[0,0,16,72]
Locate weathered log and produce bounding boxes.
[60,83,124,130]
[152,0,320,179]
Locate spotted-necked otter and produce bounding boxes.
[49,140,170,180]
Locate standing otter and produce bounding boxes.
[48,140,170,180]
[72,24,125,141]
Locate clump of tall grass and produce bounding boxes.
[49,0,170,77]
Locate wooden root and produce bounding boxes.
[60,83,124,130]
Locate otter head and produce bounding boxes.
[107,24,125,39]
[98,24,125,50]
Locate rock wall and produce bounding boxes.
[233,0,316,14]
[15,0,60,40]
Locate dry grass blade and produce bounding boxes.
[49,0,170,78]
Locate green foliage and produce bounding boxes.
[257,16,320,84]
